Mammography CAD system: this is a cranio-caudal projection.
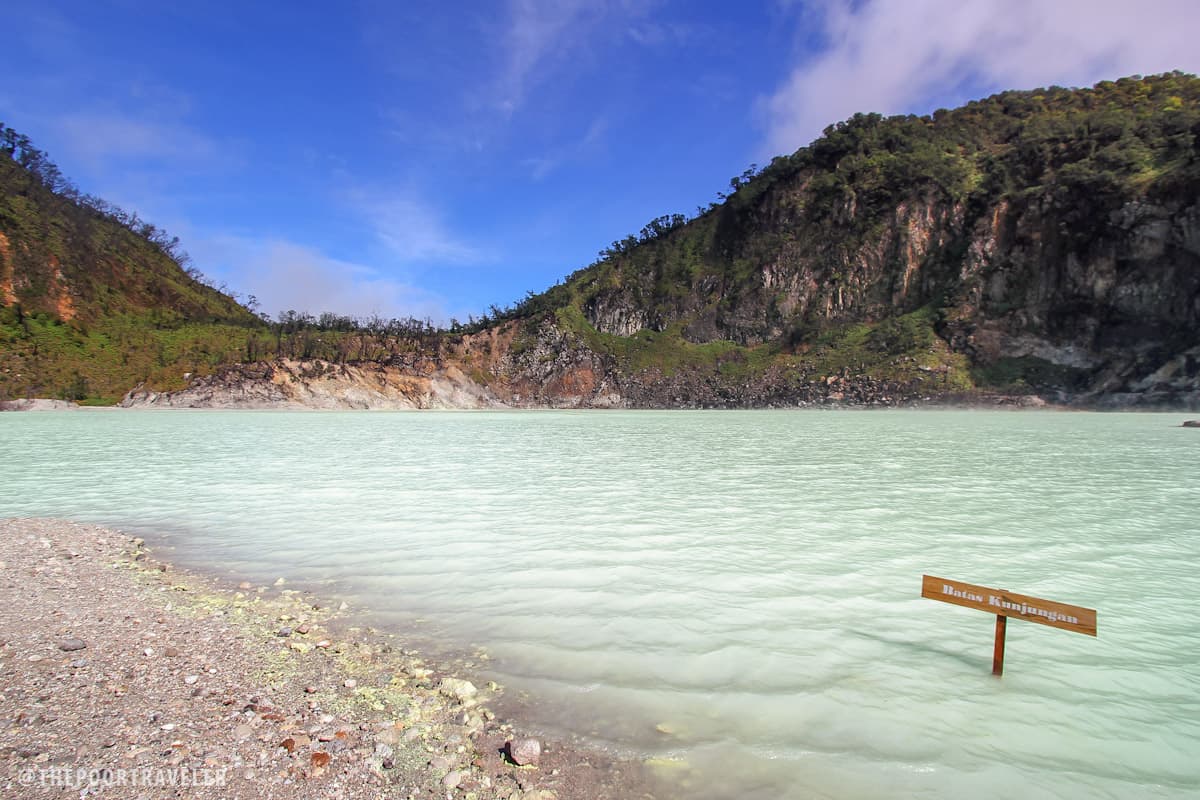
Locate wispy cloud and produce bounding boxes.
[56,112,223,167]
[520,115,609,180]
[194,235,450,321]
[493,0,669,115]
[624,19,699,48]
[495,0,600,115]
[370,1,665,156]
[761,0,1200,156]
[351,189,486,266]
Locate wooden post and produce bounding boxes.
[992,614,1007,676]
[921,575,1096,675]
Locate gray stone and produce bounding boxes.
[58,638,86,652]
[442,770,463,790]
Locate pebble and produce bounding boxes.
[184,675,199,685]
[295,624,310,635]
[507,738,542,766]
[276,627,292,637]
[163,646,179,657]
[69,658,88,668]
[443,770,463,790]
[343,679,357,689]
[58,638,87,652]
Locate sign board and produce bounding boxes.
[921,574,1097,675]
[921,575,1097,636]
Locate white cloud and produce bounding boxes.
[762,0,1200,156]
[192,235,450,322]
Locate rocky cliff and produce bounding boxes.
[442,72,1200,410]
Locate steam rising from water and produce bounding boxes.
[2,410,1197,798]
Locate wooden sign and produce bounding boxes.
[921,575,1097,675]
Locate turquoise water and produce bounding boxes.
[2,409,1198,799]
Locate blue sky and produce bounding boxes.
[3,0,1198,323]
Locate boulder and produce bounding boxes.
[506,737,541,766]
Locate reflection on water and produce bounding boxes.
[3,409,1198,799]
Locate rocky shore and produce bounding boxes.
[0,399,80,412]
[0,519,664,799]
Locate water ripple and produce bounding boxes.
[2,408,1198,799]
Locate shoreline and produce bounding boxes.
[6,394,1200,413]
[0,518,666,800]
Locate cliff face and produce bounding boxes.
[121,358,502,410]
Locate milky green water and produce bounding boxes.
[1,409,1197,799]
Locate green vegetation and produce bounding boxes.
[970,356,1091,393]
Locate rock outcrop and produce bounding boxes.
[121,359,502,410]
[0,398,80,411]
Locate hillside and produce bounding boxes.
[6,73,1200,409]
[440,72,1199,409]
[0,127,265,402]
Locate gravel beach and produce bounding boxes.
[0,519,665,799]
